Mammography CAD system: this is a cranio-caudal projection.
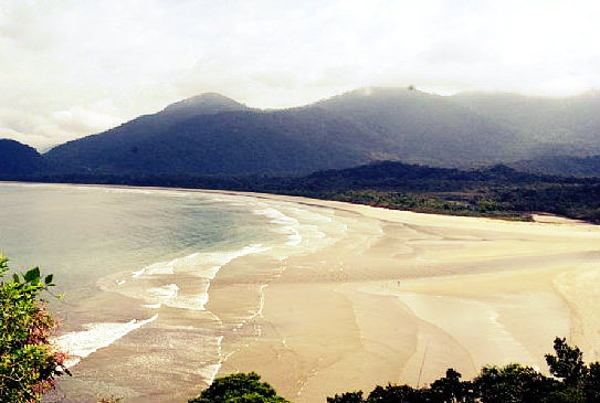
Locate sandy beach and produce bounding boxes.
[212,194,600,403]
[35,188,598,403]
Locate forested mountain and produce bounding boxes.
[314,88,525,167]
[452,91,600,158]
[160,92,251,117]
[279,160,549,192]
[0,139,45,175]
[508,155,600,178]
[28,88,600,177]
[45,103,372,176]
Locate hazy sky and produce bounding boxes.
[1,0,598,149]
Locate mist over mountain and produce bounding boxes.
[45,94,371,175]
[452,91,600,158]
[35,88,600,177]
[160,92,252,119]
[313,88,525,166]
[508,155,600,178]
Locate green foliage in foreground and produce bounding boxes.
[200,338,599,403]
[325,337,599,403]
[0,256,67,403]
[188,372,290,403]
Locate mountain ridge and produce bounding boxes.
[21,87,600,177]
[0,139,45,175]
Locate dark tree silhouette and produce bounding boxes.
[546,337,588,387]
[188,372,289,403]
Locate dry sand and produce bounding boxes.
[215,195,600,402]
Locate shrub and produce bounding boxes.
[0,255,68,403]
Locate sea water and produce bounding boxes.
[0,182,342,402]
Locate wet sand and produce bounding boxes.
[216,195,600,403]
[48,190,599,403]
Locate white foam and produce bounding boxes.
[105,244,272,313]
[254,206,307,248]
[291,207,333,222]
[199,363,222,385]
[251,204,349,258]
[132,268,146,278]
[249,284,268,319]
[54,314,158,368]
[146,264,174,275]
[284,226,302,246]
[163,291,210,311]
[148,283,179,299]
[196,335,224,384]
[170,244,271,278]
[253,207,299,225]
[202,265,221,279]
[135,261,174,277]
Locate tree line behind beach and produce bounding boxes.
[6,159,598,224]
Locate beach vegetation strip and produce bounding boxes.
[5,160,598,223]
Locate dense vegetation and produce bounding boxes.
[37,89,600,175]
[43,93,373,176]
[273,161,600,223]
[326,337,600,403]
[452,91,600,159]
[195,338,599,403]
[0,139,45,175]
[2,160,598,223]
[0,256,67,403]
[508,155,600,178]
[188,372,289,403]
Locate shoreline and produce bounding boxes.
[2,180,597,225]
[214,192,600,402]
[4,182,599,402]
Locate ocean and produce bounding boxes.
[0,182,340,402]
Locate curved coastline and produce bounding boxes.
[4,183,598,402]
[211,191,600,403]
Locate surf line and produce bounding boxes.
[54,314,159,368]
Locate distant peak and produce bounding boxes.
[351,86,422,96]
[311,86,433,108]
[333,86,432,101]
[188,92,238,102]
[161,93,248,116]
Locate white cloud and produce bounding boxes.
[0,0,598,149]
[51,106,124,136]
[0,126,51,150]
[0,104,124,150]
